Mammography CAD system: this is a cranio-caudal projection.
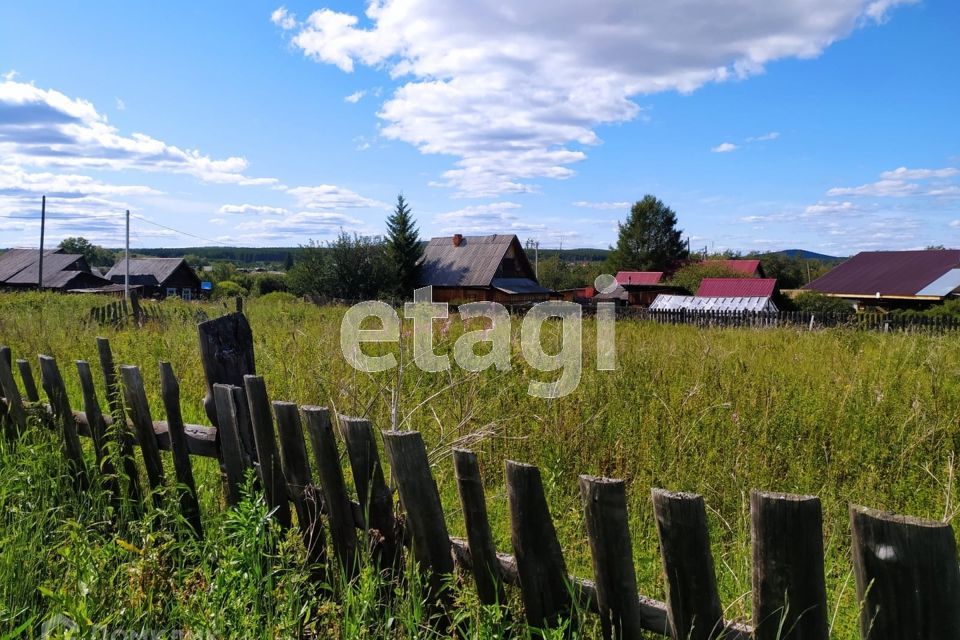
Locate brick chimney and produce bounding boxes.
[452,233,463,247]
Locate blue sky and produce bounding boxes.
[0,0,957,254]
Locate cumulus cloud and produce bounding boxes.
[230,210,364,242]
[747,131,780,142]
[572,200,630,210]
[279,0,913,196]
[711,142,738,153]
[217,203,289,215]
[828,166,959,197]
[287,184,388,209]
[344,90,366,103]
[271,6,297,30]
[0,79,277,185]
[435,201,546,233]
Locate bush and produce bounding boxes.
[257,291,297,305]
[791,291,853,314]
[668,263,749,295]
[212,280,247,300]
[252,274,287,297]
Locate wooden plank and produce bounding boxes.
[580,475,649,639]
[850,504,960,638]
[120,365,166,508]
[95,337,142,507]
[16,358,40,402]
[382,430,455,615]
[651,488,724,640]
[198,312,255,428]
[302,405,358,579]
[0,347,27,439]
[75,360,120,502]
[38,355,89,490]
[453,448,506,607]
[243,375,291,528]
[273,401,325,565]
[159,363,203,538]
[506,460,575,631]
[213,384,248,506]
[339,415,401,575]
[751,491,828,640]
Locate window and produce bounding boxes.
[182,288,192,301]
[166,287,177,298]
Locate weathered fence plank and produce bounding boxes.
[120,365,166,507]
[0,347,27,440]
[580,475,650,640]
[506,460,575,632]
[198,312,255,428]
[382,430,455,616]
[96,337,142,506]
[651,488,724,640]
[16,358,39,402]
[159,363,203,538]
[213,383,249,506]
[243,375,291,528]
[273,401,324,565]
[75,360,120,502]
[850,505,960,639]
[38,355,90,490]
[303,405,358,579]
[751,491,828,640]
[453,448,506,608]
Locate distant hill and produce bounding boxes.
[771,249,844,261]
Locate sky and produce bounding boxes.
[0,0,957,255]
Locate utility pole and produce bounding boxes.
[534,240,539,279]
[38,195,46,291]
[125,209,130,299]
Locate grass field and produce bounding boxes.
[2,292,959,638]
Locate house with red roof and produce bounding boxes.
[700,259,765,278]
[696,278,777,298]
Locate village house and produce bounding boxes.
[105,257,202,300]
[804,249,960,309]
[0,248,111,292]
[417,234,552,304]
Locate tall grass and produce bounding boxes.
[2,292,959,638]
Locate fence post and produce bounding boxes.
[850,505,960,638]
[382,430,455,620]
[96,337,142,507]
[38,355,90,491]
[75,360,120,502]
[243,375,291,529]
[340,415,401,575]
[198,312,255,428]
[651,488,724,640]
[0,347,27,440]
[120,365,166,508]
[579,475,648,640]
[302,405,358,580]
[213,384,249,507]
[453,448,506,608]
[751,491,828,640]
[16,358,40,402]
[159,363,203,539]
[506,460,575,632]
[273,401,325,567]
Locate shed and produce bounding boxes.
[650,294,779,313]
[417,234,551,304]
[105,257,202,300]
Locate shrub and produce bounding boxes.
[791,291,853,314]
[252,274,287,297]
[668,263,749,295]
[257,291,297,305]
[212,280,247,299]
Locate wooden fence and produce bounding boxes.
[2,314,960,638]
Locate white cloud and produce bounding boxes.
[217,204,289,215]
[435,201,546,233]
[230,210,365,242]
[280,0,913,196]
[879,166,959,180]
[572,200,630,210]
[803,200,863,216]
[271,6,298,30]
[287,184,387,209]
[115,97,126,111]
[344,90,366,103]
[747,131,780,142]
[3,70,18,81]
[828,166,959,198]
[0,79,277,185]
[865,0,919,22]
[711,142,738,153]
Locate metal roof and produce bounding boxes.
[917,268,960,297]
[5,253,90,285]
[105,257,188,286]
[806,250,960,297]
[650,294,778,313]
[615,271,663,285]
[0,248,62,282]
[490,277,552,294]
[418,234,536,287]
[697,278,777,297]
[701,259,762,276]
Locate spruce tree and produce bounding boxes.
[385,193,423,297]
[606,195,688,273]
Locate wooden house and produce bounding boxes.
[0,248,111,291]
[105,257,202,300]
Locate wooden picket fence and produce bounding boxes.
[2,312,960,639]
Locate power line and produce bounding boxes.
[130,213,232,247]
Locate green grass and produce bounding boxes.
[2,291,959,638]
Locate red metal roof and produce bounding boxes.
[697,278,777,297]
[805,250,960,297]
[615,271,663,285]
[701,259,762,276]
